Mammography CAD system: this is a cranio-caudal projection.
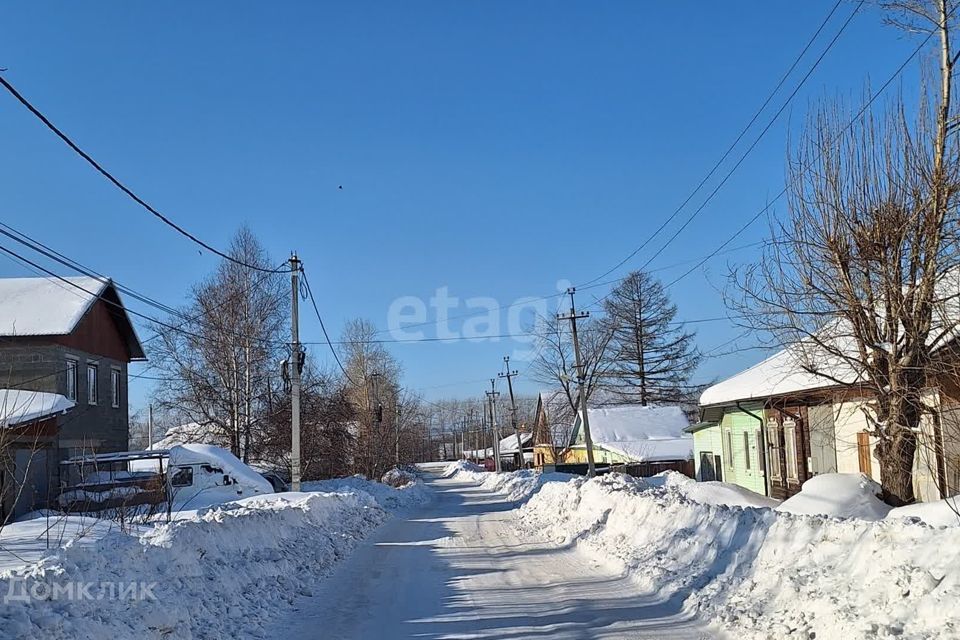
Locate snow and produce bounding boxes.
[443,461,573,502]
[648,470,780,508]
[579,404,693,461]
[0,515,132,574]
[520,471,960,639]
[887,497,960,527]
[0,491,386,639]
[497,431,533,454]
[0,389,74,427]
[0,276,107,336]
[274,471,717,639]
[776,473,891,520]
[150,421,228,450]
[303,474,431,511]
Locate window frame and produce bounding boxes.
[170,465,194,488]
[784,419,799,482]
[743,431,752,470]
[110,368,121,409]
[766,420,781,480]
[86,363,98,406]
[723,429,734,467]
[65,358,78,401]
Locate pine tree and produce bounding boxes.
[602,270,700,405]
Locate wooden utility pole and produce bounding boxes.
[558,287,596,477]
[394,403,402,468]
[148,404,154,451]
[499,356,524,469]
[486,379,501,472]
[290,253,302,492]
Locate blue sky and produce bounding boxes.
[0,2,926,408]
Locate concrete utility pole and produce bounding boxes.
[558,287,596,477]
[148,404,153,451]
[486,379,501,472]
[499,356,524,469]
[290,253,302,492]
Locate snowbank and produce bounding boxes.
[648,470,780,508]
[0,491,385,639]
[443,462,573,502]
[303,474,430,511]
[520,473,960,639]
[888,497,960,527]
[776,473,890,520]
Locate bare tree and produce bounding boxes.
[150,227,287,462]
[530,313,614,416]
[602,270,702,405]
[730,0,960,505]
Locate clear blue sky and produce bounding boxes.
[0,1,925,409]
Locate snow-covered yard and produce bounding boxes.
[0,475,430,639]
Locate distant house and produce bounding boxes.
[531,390,575,469]
[0,276,146,518]
[564,404,693,467]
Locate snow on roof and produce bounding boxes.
[499,432,533,454]
[700,344,855,407]
[0,276,109,336]
[153,421,229,450]
[168,444,273,494]
[0,389,74,427]
[577,404,692,462]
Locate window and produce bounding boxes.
[86,364,98,405]
[171,466,194,488]
[784,420,799,482]
[111,369,121,408]
[65,359,78,401]
[767,421,781,480]
[743,432,752,470]
[724,429,734,467]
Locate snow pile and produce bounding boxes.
[647,470,780,508]
[303,474,430,511]
[381,468,416,488]
[776,473,890,520]
[442,460,485,478]
[0,491,385,639]
[888,497,960,527]
[520,473,960,639]
[443,462,573,502]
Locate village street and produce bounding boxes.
[273,467,719,640]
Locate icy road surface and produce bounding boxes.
[274,467,719,640]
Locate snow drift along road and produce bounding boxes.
[519,472,960,640]
[0,477,428,640]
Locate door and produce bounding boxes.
[699,451,716,481]
[14,448,48,517]
[857,432,872,476]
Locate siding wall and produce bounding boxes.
[833,400,884,483]
[719,406,766,495]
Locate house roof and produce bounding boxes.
[701,268,960,408]
[0,276,146,360]
[0,389,74,427]
[498,431,533,455]
[574,404,692,462]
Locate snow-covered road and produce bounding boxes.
[274,470,719,640]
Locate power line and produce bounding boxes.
[0,74,287,274]
[578,0,853,287]
[299,265,358,385]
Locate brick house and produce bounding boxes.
[0,276,146,518]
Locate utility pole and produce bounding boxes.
[394,403,402,468]
[290,253,302,492]
[558,287,596,477]
[486,379,501,472]
[148,404,153,451]
[499,356,524,469]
